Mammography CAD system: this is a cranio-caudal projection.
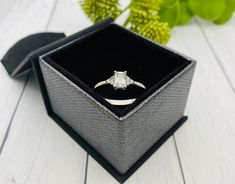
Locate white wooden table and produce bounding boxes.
[0,0,235,183]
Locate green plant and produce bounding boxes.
[80,0,235,44]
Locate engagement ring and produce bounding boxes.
[94,71,146,106]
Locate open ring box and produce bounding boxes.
[2,18,196,183]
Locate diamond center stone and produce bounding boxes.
[113,71,128,89]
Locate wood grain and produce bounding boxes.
[0,0,56,58]
[0,0,56,149]
[0,75,87,184]
[47,0,91,35]
[196,17,235,91]
[169,19,235,184]
[0,0,89,183]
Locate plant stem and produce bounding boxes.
[115,2,132,22]
[123,17,130,27]
[121,3,131,14]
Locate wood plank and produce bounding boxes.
[168,20,235,184]
[0,75,87,183]
[0,0,88,183]
[87,138,184,184]
[0,0,56,58]
[0,0,56,147]
[196,17,235,90]
[47,0,91,35]
[0,0,16,23]
[0,67,27,149]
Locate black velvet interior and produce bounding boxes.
[43,24,190,117]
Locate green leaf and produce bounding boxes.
[176,0,193,25]
[162,0,178,7]
[214,0,235,24]
[159,2,180,28]
[188,0,225,20]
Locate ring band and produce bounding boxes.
[94,71,146,106]
[94,80,145,89]
[105,98,136,106]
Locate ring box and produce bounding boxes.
[3,18,196,183]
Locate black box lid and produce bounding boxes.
[1,32,66,78]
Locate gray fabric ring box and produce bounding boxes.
[30,19,195,183]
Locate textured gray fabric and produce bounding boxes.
[39,59,196,174]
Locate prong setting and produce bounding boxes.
[107,71,133,90]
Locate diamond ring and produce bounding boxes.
[94,71,146,106]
